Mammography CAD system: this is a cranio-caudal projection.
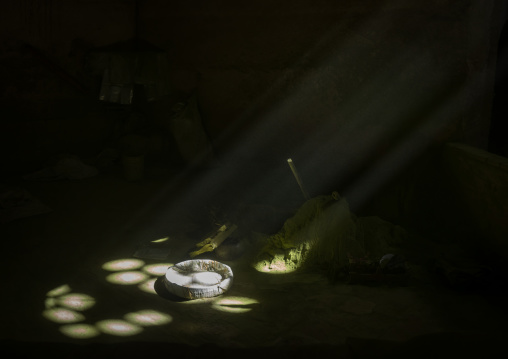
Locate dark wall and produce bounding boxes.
[490,5,508,157]
[0,0,505,228]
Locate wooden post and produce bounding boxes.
[287,158,310,200]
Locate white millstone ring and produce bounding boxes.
[164,259,234,299]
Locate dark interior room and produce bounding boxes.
[1,0,508,358]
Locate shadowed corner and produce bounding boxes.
[347,331,508,359]
[0,340,351,359]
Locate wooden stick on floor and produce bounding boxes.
[189,222,238,258]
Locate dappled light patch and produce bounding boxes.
[211,296,260,313]
[46,284,72,297]
[96,319,143,336]
[138,278,157,294]
[59,324,100,339]
[102,258,145,271]
[106,271,149,285]
[43,308,85,323]
[56,293,96,311]
[142,263,173,276]
[253,259,298,274]
[45,298,56,308]
[179,297,216,305]
[151,237,170,243]
[124,309,173,326]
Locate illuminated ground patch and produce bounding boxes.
[102,258,145,271]
[46,284,72,297]
[179,297,216,305]
[43,308,85,323]
[56,293,96,311]
[253,260,298,274]
[138,278,157,294]
[142,263,173,276]
[59,324,100,339]
[124,309,173,326]
[96,319,143,336]
[211,296,260,313]
[106,271,149,285]
[151,237,170,243]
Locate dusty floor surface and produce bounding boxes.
[1,162,508,358]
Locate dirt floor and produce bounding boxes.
[1,161,508,358]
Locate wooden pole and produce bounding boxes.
[287,158,310,200]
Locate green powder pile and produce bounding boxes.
[252,193,407,277]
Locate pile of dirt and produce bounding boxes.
[252,192,407,278]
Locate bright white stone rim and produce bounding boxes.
[164,259,234,299]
